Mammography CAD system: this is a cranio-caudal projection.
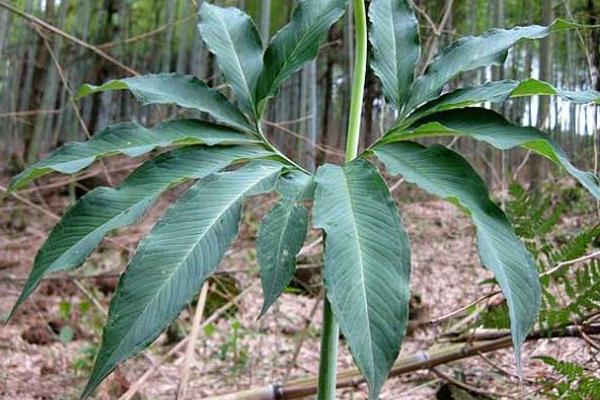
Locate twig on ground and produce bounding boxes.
[476,351,532,383]
[118,280,261,400]
[425,290,501,328]
[203,322,600,400]
[283,293,323,382]
[0,185,132,253]
[541,249,600,277]
[0,184,60,220]
[430,367,511,398]
[176,283,210,400]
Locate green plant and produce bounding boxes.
[5,0,600,399]
[536,356,600,399]
[480,182,600,331]
[218,320,250,375]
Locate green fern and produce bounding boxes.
[564,260,600,318]
[506,182,566,245]
[536,356,600,399]
[481,182,600,332]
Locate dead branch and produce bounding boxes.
[203,323,600,400]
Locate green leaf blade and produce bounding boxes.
[385,108,600,199]
[81,161,283,399]
[255,0,347,112]
[8,145,273,320]
[77,73,253,131]
[368,0,419,110]
[313,160,411,399]
[373,141,541,370]
[257,171,313,315]
[511,78,600,104]
[405,78,600,126]
[258,201,308,315]
[198,3,264,115]
[403,20,581,113]
[403,80,520,125]
[9,119,258,191]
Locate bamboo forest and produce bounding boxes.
[1,0,600,399]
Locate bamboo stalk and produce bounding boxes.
[204,323,600,400]
[0,0,138,76]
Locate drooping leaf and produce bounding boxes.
[383,108,600,199]
[511,78,600,104]
[81,161,283,399]
[313,159,411,399]
[255,0,347,114]
[400,80,521,127]
[402,79,600,127]
[368,0,419,110]
[77,73,253,131]
[403,20,584,113]
[198,3,263,115]
[373,141,541,370]
[257,171,313,315]
[8,145,273,320]
[9,119,258,191]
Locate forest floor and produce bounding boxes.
[0,168,598,400]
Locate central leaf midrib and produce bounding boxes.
[216,14,254,104]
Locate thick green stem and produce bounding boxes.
[317,298,339,399]
[318,0,368,399]
[344,0,368,162]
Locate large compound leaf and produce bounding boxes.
[373,141,541,370]
[198,3,263,115]
[77,73,253,131]
[383,108,600,199]
[368,0,419,110]
[9,119,258,191]
[401,79,600,127]
[313,159,411,399]
[257,171,313,315]
[81,161,283,399]
[403,20,582,113]
[255,0,347,113]
[8,145,273,320]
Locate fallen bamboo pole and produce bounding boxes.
[204,323,600,400]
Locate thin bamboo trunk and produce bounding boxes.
[162,0,175,72]
[260,0,271,42]
[26,0,62,164]
[176,0,192,73]
[530,0,553,192]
